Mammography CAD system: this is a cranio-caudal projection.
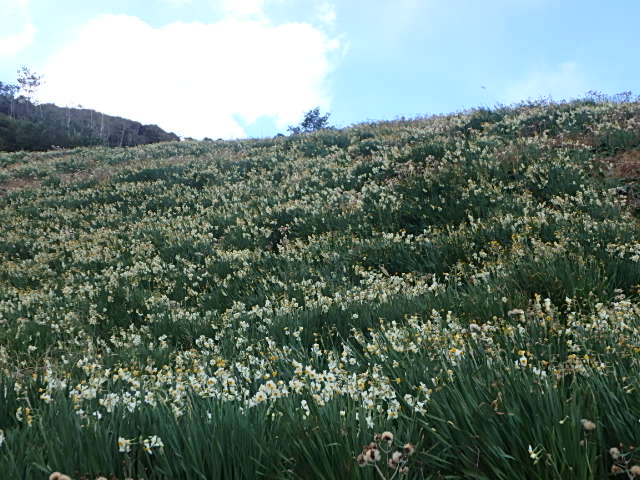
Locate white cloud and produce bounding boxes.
[36,13,339,139]
[504,62,589,103]
[0,0,35,57]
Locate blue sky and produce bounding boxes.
[1,0,639,139]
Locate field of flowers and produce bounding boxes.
[1,96,640,479]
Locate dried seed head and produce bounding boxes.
[630,465,640,477]
[580,419,596,431]
[365,446,381,463]
[380,431,394,443]
[611,465,623,474]
[58,475,72,480]
[609,447,621,460]
[49,474,61,480]
[388,458,398,469]
[403,443,416,456]
[356,453,367,466]
[392,450,404,463]
[399,466,409,474]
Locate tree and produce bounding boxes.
[15,67,43,120]
[287,107,331,135]
[0,82,18,97]
[16,66,42,101]
[0,81,20,118]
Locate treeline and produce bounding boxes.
[0,75,179,152]
[0,98,100,151]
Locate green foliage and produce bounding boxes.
[1,96,640,479]
[0,112,102,151]
[287,107,332,135]
[594,128,640,155]
[16,66,42,101]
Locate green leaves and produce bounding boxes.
[2,97,640,478]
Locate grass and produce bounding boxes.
[1,95,640,479]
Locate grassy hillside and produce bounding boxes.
[1,97,640,479]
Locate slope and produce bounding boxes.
[0,97,640,479]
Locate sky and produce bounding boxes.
[1,0,639,139]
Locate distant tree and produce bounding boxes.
[0,81,20,118]
[0,81,18,97]
[287,107,331,135]
[16,66,42,102]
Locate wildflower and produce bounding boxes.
[403,443,415,456]
[300,399,310,418]
[117,436,132,453]
[609,447,621,459]
[611,465,623,474]
[532,367,547,378]
[356,453,367,466]
[380,431,394,443]
[16,406,33,426]
[580,419,596,431]
[366,415,374,429]
[631,465,640,477]
[143,435,164,454]
[392,450,404,463]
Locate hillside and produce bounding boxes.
[0,94,179,151]
[1,97,640,479]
